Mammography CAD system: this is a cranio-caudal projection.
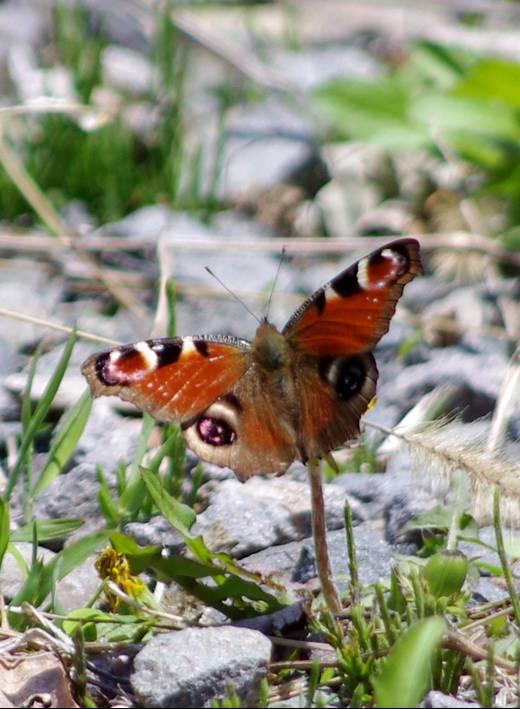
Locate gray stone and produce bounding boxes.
[241,523,395,591]
[267,44,381,93]
[422,690,480,708]
[124,516,185,552]
[193,476,364,558]
[389,348,507,413]
[131,626,272,708]
[101,45,155,94]
[32,462,114,525]
[459,527,501,573]
[0,0,51,49]
[472,576,508,604]
[0,266,62,350]
[75,401,142,472]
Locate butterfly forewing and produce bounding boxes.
[82,336,251,423]
[283,239,422,356]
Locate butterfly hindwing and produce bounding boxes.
[284,238,422,356]
[81,336,251,423]
[183,364,299,480]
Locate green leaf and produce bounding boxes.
[140,466,196,536]
[456,57,520,110]
[62,608,142,639]
[314,77,426,149]
[374,617,446,708]
[31,390,92,498]
[4,332,78,500]
[422,551,468,598]
[408,40,475,88]
[10,518,83,543]
[411,93,520,141]
[0,499,10,569]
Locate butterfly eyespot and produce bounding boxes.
[336,359,366,400]
[197,417,236,446]
[319,356,367,401]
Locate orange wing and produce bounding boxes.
[81,336,251,423]
[283,239,422,356]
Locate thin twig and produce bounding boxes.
[0,307,121,346]
[0,230,517,263]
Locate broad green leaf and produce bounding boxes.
[63,608,143,640]
[32,390,92,498]
[408,40,475,88]
[456,58,520,110]
[314,77,413,138]
[422,551,468,598]
[0,499,10,569]
[5,332,78,500]
[107,532,216,578]
[374,617,446,708]
[411,93,520,140]
[10,518,83,543]
[140,466,195,535]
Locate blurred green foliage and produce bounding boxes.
[315,41,520,230]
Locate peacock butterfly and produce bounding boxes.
[82,238,422,480]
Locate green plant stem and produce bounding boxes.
[307,457,341,613]
[493,487,520,628]
[344,501,360,602]
[446,507,461,552]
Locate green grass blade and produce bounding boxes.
[97,465,123,527]
[9,530,106,623]
[10,518,83,543]
[31,390,92,499]
[166,278,176,337]
[0,499,10,569]
[119,413,155,516]
[374,617,446,708]
[5,332,78,500]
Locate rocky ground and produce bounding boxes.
[0,1,519,707]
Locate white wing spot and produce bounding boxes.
[357,256,370,289]
[182,337,197,354]
[135,341,159,371]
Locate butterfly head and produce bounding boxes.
[252,320,291,372]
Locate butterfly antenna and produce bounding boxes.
[204,267,261,325]
[265,247,287,321]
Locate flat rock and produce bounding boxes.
[241,522,395,591]
[422,690,480,708]
[193,476,364,558]
[131,626,272,708]
[32,462,115,526]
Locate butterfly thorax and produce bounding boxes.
[252,321,291,372]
